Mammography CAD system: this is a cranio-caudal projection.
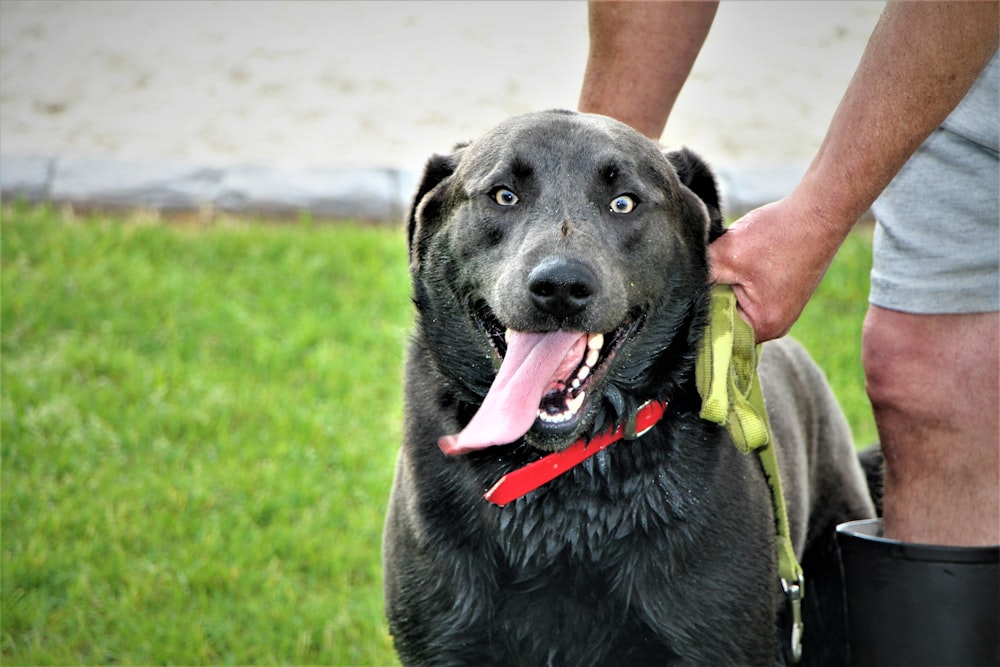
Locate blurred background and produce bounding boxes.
[2,1,882,173]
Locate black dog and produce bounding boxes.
[383,110,875,666]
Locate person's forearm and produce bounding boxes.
[795,0,999,232]
[578,1,718,139]
[709,2,997,343]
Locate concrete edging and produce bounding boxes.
[1,154,801,224]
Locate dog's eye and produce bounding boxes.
[610,195,636,214]
[491,187,519,206]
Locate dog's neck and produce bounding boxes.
[482,399,668,506]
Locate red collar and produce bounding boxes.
[483,400,668,506]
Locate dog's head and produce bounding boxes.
[409,110,724,454]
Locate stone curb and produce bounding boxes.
[1,154,801,224]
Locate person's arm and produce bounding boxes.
[578,1,718,139]
[710,1,999,342]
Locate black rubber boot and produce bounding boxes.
[836,519,999,666]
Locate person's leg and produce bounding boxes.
[862,305,999,546]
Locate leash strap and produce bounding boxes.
[696,285,806,663]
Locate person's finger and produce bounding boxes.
[707,229,740,286]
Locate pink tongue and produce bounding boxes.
[439,330,587,455]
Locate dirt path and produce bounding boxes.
[1,1,881,172]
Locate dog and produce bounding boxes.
[383,110,875,666]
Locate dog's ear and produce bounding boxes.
[407,144,468,253]
[666,148,725,242]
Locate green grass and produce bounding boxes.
[790,223,877,447]
[1,203,874,665]
[2,204,408,665]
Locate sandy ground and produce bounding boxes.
[1,1,883,175]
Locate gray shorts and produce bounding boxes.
[869,54,999,315]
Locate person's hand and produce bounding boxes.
[708,193,849,343]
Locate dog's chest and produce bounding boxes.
[488,445,698,568]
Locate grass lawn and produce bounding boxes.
[1,203,874,665]
[790,223,877,447]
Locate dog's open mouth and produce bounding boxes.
[438,303,638,456]
[536,331,604,426]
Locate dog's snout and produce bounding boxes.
[528,257,597,318]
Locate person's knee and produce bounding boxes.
[862,306,1000,461]
[862,308,928,427]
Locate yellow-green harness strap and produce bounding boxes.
[696,285,806,662]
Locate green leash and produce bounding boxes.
[696,285,806,663]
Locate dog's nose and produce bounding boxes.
[528,257,597,318]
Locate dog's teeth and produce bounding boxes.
[536,391,586,424]
[588,333,604,351]
[537,410,565,424]
[576,366,590,382]
[585,348,600,367]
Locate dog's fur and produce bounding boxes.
[383,110,875,666]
